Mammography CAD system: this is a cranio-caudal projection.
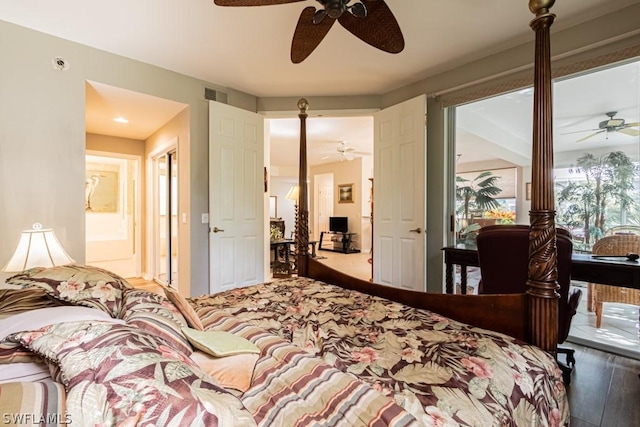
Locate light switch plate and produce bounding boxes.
[202,213,209,223]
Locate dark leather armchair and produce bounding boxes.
[476,224,582,384]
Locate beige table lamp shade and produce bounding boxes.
[2,223,75,272]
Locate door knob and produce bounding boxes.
[212,227,225,233]
[409,227,422,234]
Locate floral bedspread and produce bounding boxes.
[191,277,570,426]
[9,321,256,426]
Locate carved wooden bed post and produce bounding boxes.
[527,0,558,353]
[297,98,310,277]
[297,3,561,348]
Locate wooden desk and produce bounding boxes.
[271,239,294,277]
[442,244,640,294]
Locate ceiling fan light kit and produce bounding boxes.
[212,0,404,63]
[567,111,640,142]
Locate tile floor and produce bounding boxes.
[567,281,640,360]
[317,255,640,361]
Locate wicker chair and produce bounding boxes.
[587,234,640,328]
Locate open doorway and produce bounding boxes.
[85,152,141,278]
[85,81,189,284]
[267,115,373,278]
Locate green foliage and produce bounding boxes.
[456,171,502,223]
[555,151,638,246]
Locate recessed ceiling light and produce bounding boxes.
[113,117,128,124]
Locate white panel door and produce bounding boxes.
[373,95,427,291]
[209,101,265,293]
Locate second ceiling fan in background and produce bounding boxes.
[570,111,640,142]
[213,0,405,63]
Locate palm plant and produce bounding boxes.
[556,151,638,246]
[456,171,502,224]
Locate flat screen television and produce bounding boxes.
[329,216,348,233]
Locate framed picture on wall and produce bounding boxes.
[338,183,354,203]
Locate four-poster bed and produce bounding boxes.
[297,0,561,355]
[1,1,572,425]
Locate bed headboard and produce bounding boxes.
[295,0,560,353]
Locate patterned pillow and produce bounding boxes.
[0,288,63,364]
[119,289,193,356]
[5,265,132,317]
[163,286,205,330]
[0,288,64,315]
[0,341,41,364]
[10,321,256,426]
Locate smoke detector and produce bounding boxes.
[52,57,70,71]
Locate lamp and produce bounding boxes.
[285,185,299,203]
[2,223,75,272]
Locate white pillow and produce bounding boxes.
[0,306,125,341]
[0,362,51,384]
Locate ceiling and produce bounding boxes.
[457,60,640,166]
[4,0,639,169]
[2,0,636,97]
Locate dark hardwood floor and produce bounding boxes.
[566,342,640,426]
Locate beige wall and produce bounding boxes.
[0,20,254,292]
[311,158,364,250]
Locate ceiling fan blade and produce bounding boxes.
[344,152,354,161]
[618,128,640,137]
[560,128,599,135]
[624,122,639,127]
[214,0,304,6]
[338,0,404,54]
[576,130,605,142]
[291,7,336,63]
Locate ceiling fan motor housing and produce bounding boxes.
[599,118,625,130]
[317,0,347,18]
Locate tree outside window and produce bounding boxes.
[555,151,639,251]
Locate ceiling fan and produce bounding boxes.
[567,111,640,142]
[212,0,405,63]
[320,141,368,161]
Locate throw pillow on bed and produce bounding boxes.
[190,350,259,393]
[5,265,132,317]
[0,288,65,365]
[8,320,256,426]
[163,286,205,330]
[0,288,64,316]
[0,341,40,364]
[119,289,193,356]
[182,327,260,357]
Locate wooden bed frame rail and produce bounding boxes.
[297,0,559,352]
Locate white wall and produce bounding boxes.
[269,176,298,239]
